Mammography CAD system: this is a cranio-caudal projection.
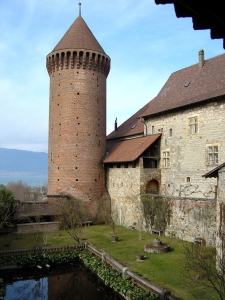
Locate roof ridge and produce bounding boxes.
[172,52,225,75]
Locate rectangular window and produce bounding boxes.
[169,128,172,137]
[162,151,170,168]
[152,126,155,134]
[188,116,199,134]
[207,145,218,165]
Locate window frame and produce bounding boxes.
[162,150,170,168]
[187,115,199,135]
[206,144,219,165]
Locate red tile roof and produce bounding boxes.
[104,134,161,163]
[53,16,105,54]
[107,101,150,140]
[107,53,225,141]
[143,53,225,117]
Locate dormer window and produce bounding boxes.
[184,81,190,87]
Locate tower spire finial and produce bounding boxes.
[78,1,81,17]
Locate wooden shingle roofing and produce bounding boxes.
[104,134,161,163]
[53,16,105,54]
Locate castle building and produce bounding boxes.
[45,6,225,247]
[46,8,110,211]
[105,50,225,245]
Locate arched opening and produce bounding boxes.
[91,53,96,70]
[86,52,90,68]
[66,51,71,69]
[56,53,59,70]
[79,51,83,67]
[61,52,65,69]
[96,54,100,70]
[146,179,159,194]
[73,51,77,69]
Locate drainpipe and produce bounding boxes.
[139,116,147,136]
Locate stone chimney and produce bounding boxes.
[199,49,204,68]
[114,118,118,131]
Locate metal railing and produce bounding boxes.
[0,244,85,257]
[85,242,176,300]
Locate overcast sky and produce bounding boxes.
[0,0,223,153]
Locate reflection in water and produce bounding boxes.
[2,262,123,300]
[5,277,47,300]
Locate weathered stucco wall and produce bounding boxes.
[145,100,225,198]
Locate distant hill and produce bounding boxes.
[0,148,48,175]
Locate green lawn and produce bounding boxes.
[0,225,220,300]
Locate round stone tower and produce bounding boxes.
[46,11,110,208]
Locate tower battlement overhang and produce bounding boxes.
[46,49,110,77]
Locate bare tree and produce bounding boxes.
[183,237,225,300]
[56,197,87,244]
[105,215,117,237]
[6,181,47,202]
[6,181,31,201]
[16,202,45,246]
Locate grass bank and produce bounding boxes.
[0,225,219,300]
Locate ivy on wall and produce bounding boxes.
[141,194,171,232]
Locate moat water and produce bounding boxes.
[2,263,123,300]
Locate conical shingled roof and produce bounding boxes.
[52,16,105,54]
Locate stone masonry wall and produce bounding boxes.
[17,222,59,234]
[164,197,216,246]
[145,99,225,198]
[216,167,225,267]
[107,167,161,228]
[106,167,141,226]
[107,168,216,246]
[140,168,161,194]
